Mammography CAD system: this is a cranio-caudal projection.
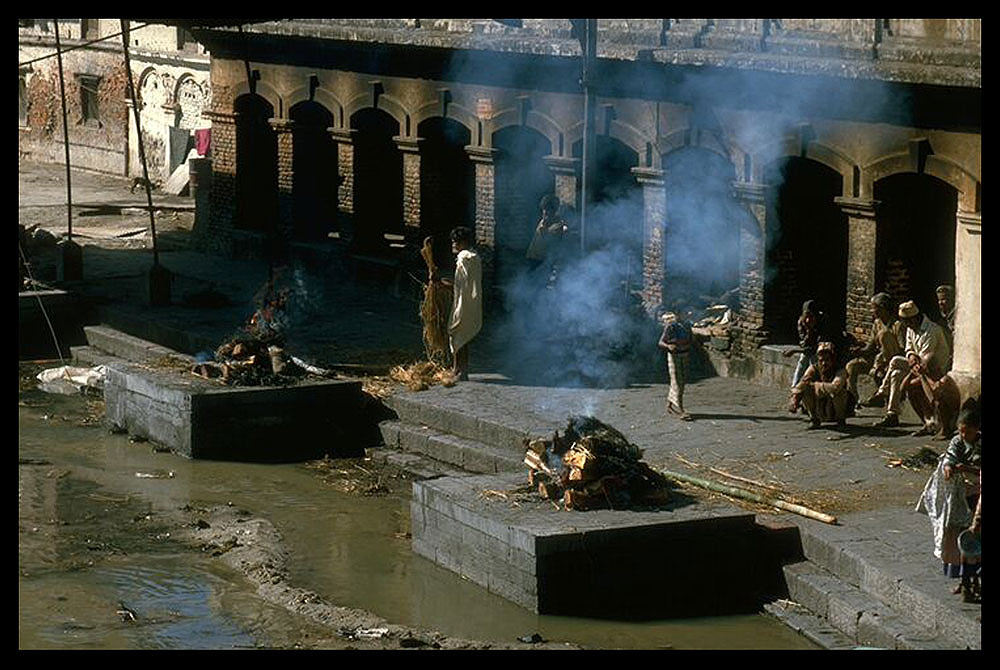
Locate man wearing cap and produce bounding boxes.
[847,293,906,407]
[790,341,852,429]
[873,300,951,432]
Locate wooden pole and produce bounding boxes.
[657,467,838,524]
[53,19,73,241]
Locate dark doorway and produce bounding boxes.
[419,117,475,270]
[764,157,848,343]
[662,147,741,312]
[874,173,957,317]
[492,126,553,294]
[290,101,337,242]
[350,108,403,254]
[234,94,278,235]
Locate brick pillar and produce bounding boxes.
[632,167,666,317]
[835,197,880,340]
[270,118,295,239]
[395,137,422,234]
[543,156,580,213]
[467,146,498,311]
[951,209,981,399]
[732,181,770,356]
[202,110,237,255]
[329,128,355,222]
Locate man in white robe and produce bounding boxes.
[446,227,481,381]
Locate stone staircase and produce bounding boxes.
[71,324,195,368]
[769,513,981,649]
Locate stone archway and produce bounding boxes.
[763,156,849,343]
[289,100,337,242]
[492,125,553,290]
[350,108,403,253]
[874,173,957,318]
[418,117,475,269]
[234,94,278,236]
[662,146,741,311]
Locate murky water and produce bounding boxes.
[18,388,817,650]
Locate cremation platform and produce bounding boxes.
[412,473,784,618]
[104,361,365,461]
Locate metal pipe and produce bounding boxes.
[579,18,597,254]
[120,18,160,265]
[53,19,73,241]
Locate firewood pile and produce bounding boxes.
[523,416,673,511]
[670,286,738,339]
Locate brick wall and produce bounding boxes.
[844,207,879,338]
[273,121,295,237]
[402,150,422,229]
[336,138,355,217]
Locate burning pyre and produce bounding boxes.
[523,416,673,511]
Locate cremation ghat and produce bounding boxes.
[104,361,365,461]
[411,473,789,618]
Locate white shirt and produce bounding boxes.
[905,315,950,376]
[448,249,482,353]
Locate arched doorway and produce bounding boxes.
[289,101,337,242]
[662,147,741,312]
[492,125,553,291]
[419,117,475,269]
[874,173,957,318]
[764,157,848,342]
[234,94,278,235]
[350,108,403,254]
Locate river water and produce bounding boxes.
[18,385,816,650]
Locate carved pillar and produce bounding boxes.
[836,197,880,340]
[467,145,499,311]
[269,118,295,239]
[632,167,666,317]
[951,209,981,399]
[329,128,356,223]
[395,137,423,233]
[732,181,770,356]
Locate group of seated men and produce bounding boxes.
[788,286,960,436]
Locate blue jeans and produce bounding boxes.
[791,352,818,389]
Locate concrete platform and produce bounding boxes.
[104,361,366,461]
[412,473,787,619]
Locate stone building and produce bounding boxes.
[189,19,980,394]
[18,19,211,182]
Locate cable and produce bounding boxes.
[19,240,66,363]
[18,22,152,69]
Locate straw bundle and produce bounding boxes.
[419,236,453,364]
[389,361,456,391]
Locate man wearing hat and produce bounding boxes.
[873,300,951,432]
[790,341,852,428]
[847,293,906,407]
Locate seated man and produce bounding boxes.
[790,341,853,429]
[873,300,951,433]
[847,292,905,408]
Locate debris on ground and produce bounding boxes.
[523,416,674,511]
[389,360,456,392]
[886,446,940,470]
[35,365,107,395]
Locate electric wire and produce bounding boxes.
[18,22,153,69]
[19,240,66,363]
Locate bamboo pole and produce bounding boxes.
[656,467,838,525]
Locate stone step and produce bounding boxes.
[379,419,526,474]
[365,446,468,480]
[783,561,966,649]
[384,394,540,455]
[84,325,194,365]
[762,599,859,650]
[794,516,981,649]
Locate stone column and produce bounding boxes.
[835,197,880,340]
[329,128,356,222]
[467,146,499,311]
[543,156,580,213]
[951,209,981,399]
[269,118,295,239]
[632,167,666,317]
[201,110,237,255]
[395,137,423,233]
[732,181,770,356]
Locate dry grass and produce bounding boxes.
[420,280,452,364]
[389,360,456,392]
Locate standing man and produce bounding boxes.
[658,311,693,421]
[848,293,906,407]
[936,284,956,370]
[783,300,826,392]
[446,227,482,381]
[526,194,571,286]
[873,300,951,432]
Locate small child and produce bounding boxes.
[946,399,981,602]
